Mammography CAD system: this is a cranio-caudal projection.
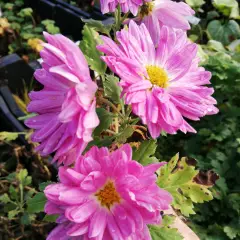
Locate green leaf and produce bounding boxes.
[116,126,134,144]
[207,40,226,52]
[80,25,106,75]
[9,185,18,200]
[8,209,20,219]
[17,8,33,17]
[87,136,113,150]
[17,169,32,186]
[27,193,46,213]
[6,173,16,181]
[157,154,213,216]
[213,0,239,19]
[43,214,59,222]
[45,24,60,34]
[94,108,114,135]
[223,226,240,239]
[0,132,20,141]
[149,225,183,240]
[81,18,112,36]
[103,75,121,104]
[39,181,53,191]
[132,139,158,165]
[0,193,11,204]
[20,213,36,225]
[207,20,240,45]
[161,215,176,227]
[185,0,205,9]
[41,19,55,26]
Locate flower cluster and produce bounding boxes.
[25,0,219,239]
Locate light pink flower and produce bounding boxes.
[97,21,218,138]
[44,144,172,240]
[133,0,195,45]
[25,33,99,165]
[100,0,150,16]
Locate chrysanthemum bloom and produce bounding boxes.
[44,144,172,239]
[25,32,99,165]
[97,21,218,138]
[133,0,195,45]
[100,0,150,16]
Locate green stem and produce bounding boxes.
[114,4,122,40]
[19,183,24,211]
[99,96,125,120]
[120,100,125,116]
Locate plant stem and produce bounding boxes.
[99,96,125,119]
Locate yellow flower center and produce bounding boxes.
[140,2,154,18]
[146,65,169,88]
[95,181,121,209]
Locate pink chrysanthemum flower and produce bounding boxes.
[44,144,172,240]
[25,32,99,165]
[100,0,150,16]
[97,21,218,138]
[133,0,195,45]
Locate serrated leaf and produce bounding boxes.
[17,169,32,186]
[17,8,33,17]
[116,126,134,144]
[0,132,19,141]
[20,213,36,225]
[39,181,53,191]
[27,193,46,213]
[157,155,213,216]
[6,173,16,181]
[213,0,239,19]
[161,215,176,227]
[80,25,106,74]
[94,108,114,135]
[81,18,112,36]
[103,75,121,104]
[0,193,11,203]
[132,139,158,165]
[149,225,183,240]
[86,136,113,150]
[185,0,205,9]
[46,24,60,34]
[9,185,18,200]
[8,209,20,219]
[43,214,59,222]
[207,20,240,45]
[223,226,240,239]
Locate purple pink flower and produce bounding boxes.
[100,0,151,16]
[25,33,99,165]
[44,144,172,239]
[97,21,218,138]
[132,0,195,45]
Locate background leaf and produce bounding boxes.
[80,25,106,74]
[103,75,121,104]
[157,155,213,216]
[27,193,46,213]
[94,108,114,135]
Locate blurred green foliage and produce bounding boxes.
[0,0,60,59]
[157,1,240,239]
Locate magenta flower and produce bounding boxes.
[97,21,218,138]
[25,33,99,165]
[133,0,195,45]
[100,0,150,16]
[44,144,172,240]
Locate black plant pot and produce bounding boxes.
[0,54,41,135]
[24,0,112,40]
